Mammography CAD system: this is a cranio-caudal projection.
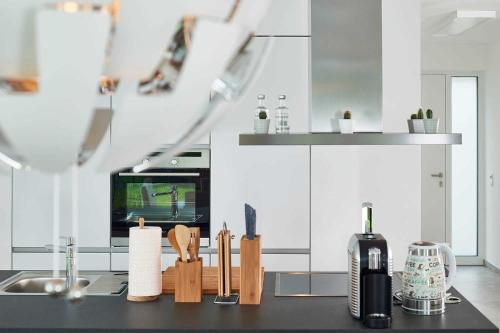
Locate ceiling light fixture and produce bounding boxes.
[432,10,497,37]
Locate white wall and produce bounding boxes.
[422,43,488,72]
[210,0,311,271]
[382,0,422,132]
[379,0,421,270]
[485,42,500,267]
[0,165,11,269]
[311,0,422,272]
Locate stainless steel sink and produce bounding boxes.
[4,277,90,293]
[0,271,128,296]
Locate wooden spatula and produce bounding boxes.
[174,225,191,262]
[167,229,181,259]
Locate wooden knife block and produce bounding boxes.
[174,258,202,303]
[240,235,263,305]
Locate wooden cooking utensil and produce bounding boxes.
[187,238,196,261]
[167,229,181,259]
[174,225,191,262]
[187,227,200,260]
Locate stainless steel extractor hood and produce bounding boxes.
[311,0,382,133]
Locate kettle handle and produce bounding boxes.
[439,243,456,291]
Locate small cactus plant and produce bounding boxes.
[258,110,268,119]
[426,109,433,119]
[344,110,352,120]
[417,108,424,119]
[410,114,417,120]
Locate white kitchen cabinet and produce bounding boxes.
[210,254,309,272]
[12,131,111,248]
[13,253,110,271]
[0,166,12,270]
[109,95,209,147]
[111,252,210,271]
[310,146,361,272]
[211,37,310,251]
[12,169,54,247]
[257,0,310,36]
[311,146,421,272]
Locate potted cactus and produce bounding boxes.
[338,110,354,134]
[410,108,425,133]
[254,108,270,134]
[423,108,439,134]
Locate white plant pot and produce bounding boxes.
[424,119,439,134]
[412,119,425,133]
[254,119,270,134]
[338,119,353,134]
[330,119,340,133]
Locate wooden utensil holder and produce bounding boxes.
[240,235,263,304]
[163,266,264,294]
[174,257,202,303]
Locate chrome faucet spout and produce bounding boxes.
[64,237,77,291]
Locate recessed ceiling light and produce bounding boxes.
[432,10,497,37]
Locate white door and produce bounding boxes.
[421,74,446,243]
[421,74,482,264]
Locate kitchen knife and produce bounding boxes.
[245,203,256,240]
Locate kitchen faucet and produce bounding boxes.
[64,236,77,290]
[44,236,78,291]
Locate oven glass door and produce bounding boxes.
[111,168,210,238]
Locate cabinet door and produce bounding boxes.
[311,146,421,272]
[77,128,110,248]
[111,252,210,271]
[13,253,110,271]
[210,253,309,272]
[12,132,111,248]
[256,0,310,36]
[211,37,310,250]
[0,166,12,269]
[12,169,53,247]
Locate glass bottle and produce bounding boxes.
[254,94,268,120]
[275,95,290,134]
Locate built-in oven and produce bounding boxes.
[111,148,210,247]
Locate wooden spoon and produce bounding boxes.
[167,229,181,259]
[174,225,191,262]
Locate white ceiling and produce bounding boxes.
[422,0,500,44]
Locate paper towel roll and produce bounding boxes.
[128,226,162,297]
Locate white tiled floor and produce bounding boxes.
[454,266,500,327]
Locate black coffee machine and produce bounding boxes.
[347,202,392,329]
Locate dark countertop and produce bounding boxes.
[0,270,497,333]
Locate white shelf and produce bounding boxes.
[239,133,462,146]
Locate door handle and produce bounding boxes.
[431,172,444,178]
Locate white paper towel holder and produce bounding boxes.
[127,217,160,302]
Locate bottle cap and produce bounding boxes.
[362,202,373,234]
